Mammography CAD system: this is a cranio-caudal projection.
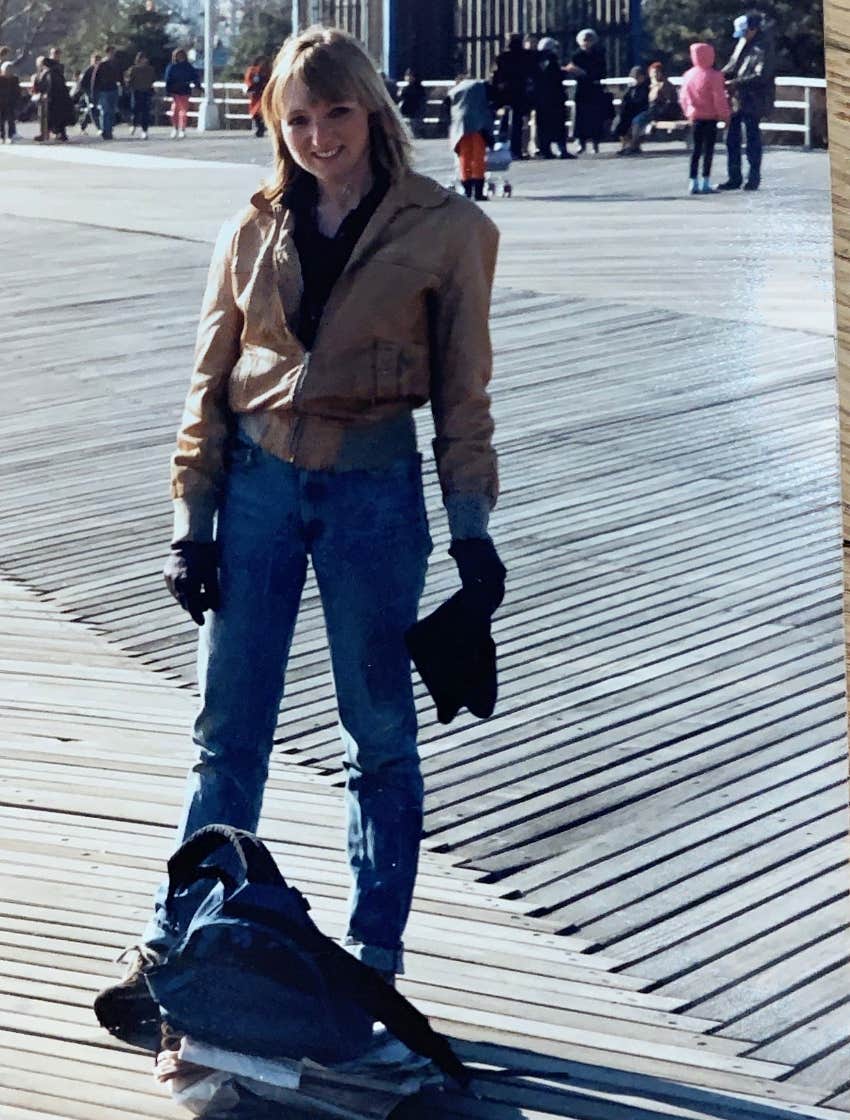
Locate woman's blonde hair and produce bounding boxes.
[261,26,413,201]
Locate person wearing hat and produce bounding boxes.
[566,28,610,154]
[718,10,776,191]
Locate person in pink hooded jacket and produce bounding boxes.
[678,42,731,195]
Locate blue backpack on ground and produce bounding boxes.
[143,825,470,1085]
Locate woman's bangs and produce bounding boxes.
[290,48,361,107]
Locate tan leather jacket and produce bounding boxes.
[171,170,500,541]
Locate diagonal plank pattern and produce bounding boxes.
[0,575,844,1120]
[0,143,848,1101]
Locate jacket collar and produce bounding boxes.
[249,168,447,218]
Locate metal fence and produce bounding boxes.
[453,0,631,79]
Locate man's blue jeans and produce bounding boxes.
[98,90,119,138]
[726,110,762,187]
[144,435,431,974]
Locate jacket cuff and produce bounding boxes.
[172,493,217,543]
[445,492,491,540]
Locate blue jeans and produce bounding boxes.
[144,435,431,973]
[98,90,119,138]
[726,111,762,187]
[631,108,653,135]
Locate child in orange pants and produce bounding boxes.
[446,77,493,201]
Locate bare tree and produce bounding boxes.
[1,0,97,65]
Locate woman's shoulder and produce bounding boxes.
[211,197,275,255]
[400,172,498,242]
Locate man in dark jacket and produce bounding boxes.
[718,10,776,191]
[491,32,537,159]
[73,52,101,131]
[92,46,122,140]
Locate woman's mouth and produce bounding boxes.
[313,146,343,159]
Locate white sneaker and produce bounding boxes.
[129,126,136,137]
[141,130,148,140]
[9,134,21,143]
[170,128,178,138]
[178,129,185,138]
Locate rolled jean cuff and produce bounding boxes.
[344,937,405,975]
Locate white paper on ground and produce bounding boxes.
[164,1029,444,1119]
[167,1068,240,1116]
[178,1036,302,1090]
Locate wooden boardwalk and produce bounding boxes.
[0,137,848,1111]
[0,576,845,1119]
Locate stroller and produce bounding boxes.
[447,140,513,200]
[75,91,99,133]
[485,141,512,198]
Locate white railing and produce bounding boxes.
[33,74,826,146]
[415,74,827,147]
[598,75,826,146]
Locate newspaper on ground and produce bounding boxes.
[158,1027,445,1119]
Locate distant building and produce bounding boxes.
[310,0,632,78]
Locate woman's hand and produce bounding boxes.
[449,538,506,618]
[163,542,220,625]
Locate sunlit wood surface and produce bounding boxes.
[0,133,847,1110]
[0,576,842,1118]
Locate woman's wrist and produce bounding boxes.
[172,494,216,544]
[445,492,491,541]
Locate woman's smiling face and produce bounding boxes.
[281,77,371,186]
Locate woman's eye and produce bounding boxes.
[328,106,351,118]
[288,116,308,127]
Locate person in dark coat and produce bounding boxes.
[491,32,536,159]
[566,27,608,154]
[718,10,777,191]
[125,51,156,138]
[398,68,428,138]
[92,47,122,140]
[534,37,573,159]
[73,52,101,132]
[612,66,649,155]
[0,60,19,142]
[33,55,74,141]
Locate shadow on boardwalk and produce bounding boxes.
[200,1038,841,1120]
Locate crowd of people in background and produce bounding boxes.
[444,9,776,196]
[0,41,202,142]
[0,9,777,196]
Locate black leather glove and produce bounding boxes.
[163,542,220,626]
[448,538,506,617]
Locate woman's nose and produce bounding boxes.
[311,121,329,148]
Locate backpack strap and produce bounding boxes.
[325,944,472,1088]
[230,898,471,1087]
[166,825,283,901]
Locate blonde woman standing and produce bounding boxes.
[96,25,505,1034]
